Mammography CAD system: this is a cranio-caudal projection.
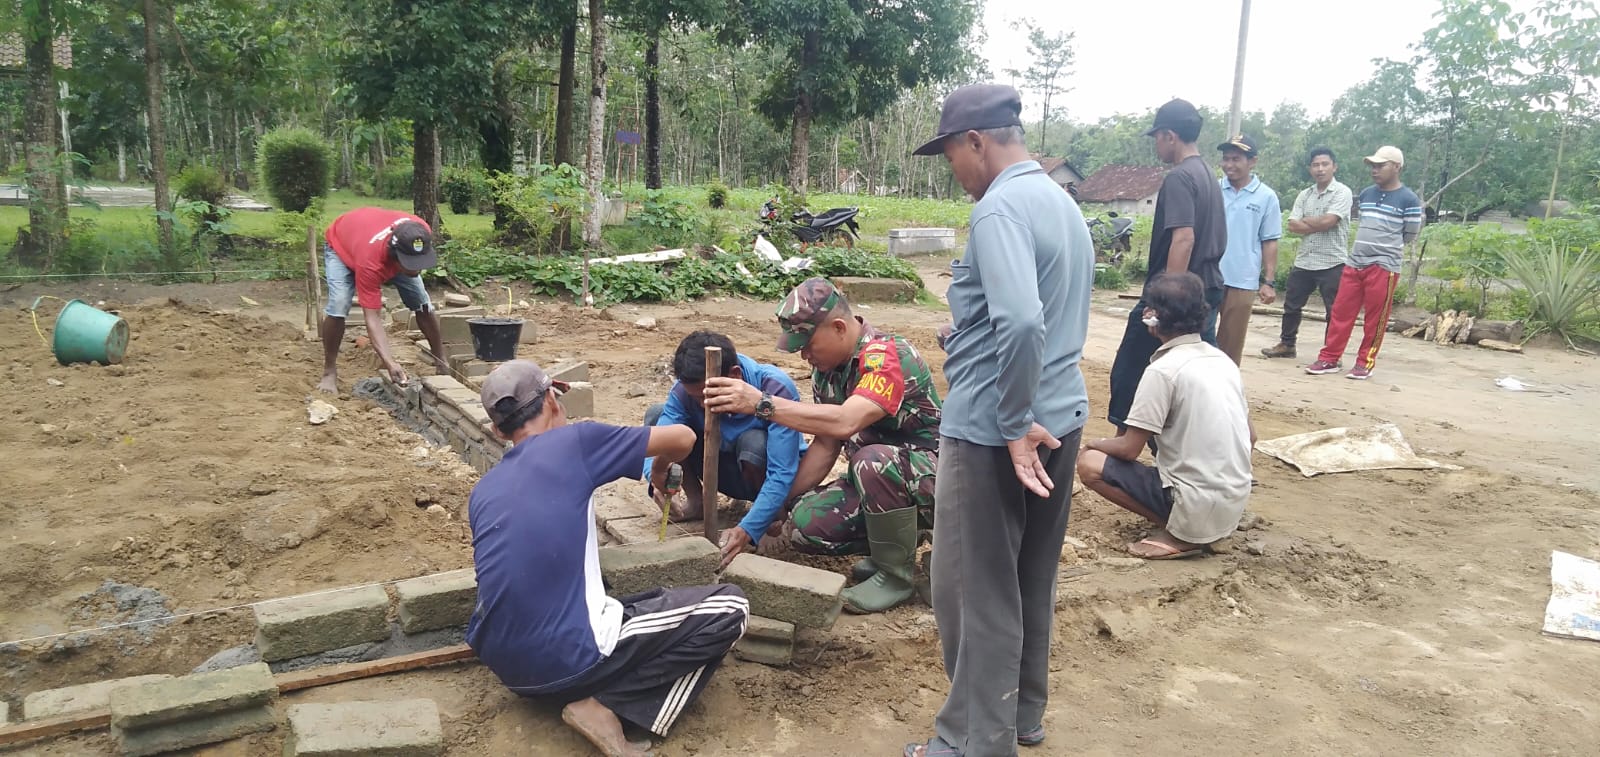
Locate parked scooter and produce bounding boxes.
[1086,211,1134,266]
[760,198,862,251]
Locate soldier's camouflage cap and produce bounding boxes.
[775,277,843,352]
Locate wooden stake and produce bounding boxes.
[305,224,320,332]
[0,644,476,748]
[702,345,722,545]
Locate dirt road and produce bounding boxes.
[3,262,1597,755]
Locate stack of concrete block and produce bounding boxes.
[733,616,796,667]
[23,674,172,722]
[598,537,720,596]
[285,700,442,756]
[253,586,391,662]
[108,663,278,756]
[387,373,507,475]
[547,360,595,418]
[395,569,478,633]
[887,227,957,257]
[722,554,847,630]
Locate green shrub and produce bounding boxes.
[441,168,487,214]
[633,190,701,248]
[1094,263,1127,291]
[1500,242,1600,346]
[255,127,332,213]
[1120,254,1148,283]
[707,181,730,209]
[375,164,414,200]
[175,164,229,206]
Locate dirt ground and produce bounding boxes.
[2,258,1598,755]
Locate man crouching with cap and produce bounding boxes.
[703,277,942,614]
[318,207,450,394]
[465,360,749,757]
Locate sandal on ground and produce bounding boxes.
[1129,537,1207,560]
[1018,724,1046,746]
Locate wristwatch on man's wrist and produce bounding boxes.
[755,392,775,420]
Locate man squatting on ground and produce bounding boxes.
[465,360,748,757]
[1078,272,1254,559]
[1305,145,1422,380]
[642,330,805,569]
[1107,98,1227,435]
[1214,134,1282,364]
[703,277,943,614]
[901,83,1095,757]
[317,206,449,393]
[1261,147,1352,360]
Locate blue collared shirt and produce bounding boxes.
[941,160,1094,445]
[643,354,804,541]
[1218,174,1283,290]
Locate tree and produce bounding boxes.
[1004,19,1074,155]
[613,0,724,189]
[582,0,608,271]
[143,0,177,268]
[741,0,980,193]
[14,0,68,270]
[1526,0,1600,218]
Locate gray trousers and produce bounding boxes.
[929,429,1082,757]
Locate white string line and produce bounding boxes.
[0,573,454,648]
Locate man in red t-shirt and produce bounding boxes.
[318,207,447,393]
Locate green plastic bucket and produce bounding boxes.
[34,297,129,365]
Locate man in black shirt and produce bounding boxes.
[1107,98,1227,431]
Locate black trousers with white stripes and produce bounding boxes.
[532,584,749,736]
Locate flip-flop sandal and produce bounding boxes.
[1018,724,1046,746]
[1131,538,1206,560]
[903,741,960,757]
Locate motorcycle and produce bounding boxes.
[760,198,862,251]
[1085,211,1134,266]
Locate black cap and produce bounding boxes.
[1217,133,1259,158]
[389,220,438,271]
[1144,98,1203,137]
[912,84,1024,156]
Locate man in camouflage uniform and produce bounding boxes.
[703,277,941,614]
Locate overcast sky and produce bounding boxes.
[980,0,1513,123]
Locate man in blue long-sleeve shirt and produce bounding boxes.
[644,331,804,568]
[904,83,1094,757]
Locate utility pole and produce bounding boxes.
[1227,0,1252,137]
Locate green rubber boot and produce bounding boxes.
[841,508,918,614]
[849,557,878,582]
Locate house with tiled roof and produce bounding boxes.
[1075,164,1167,216]
[1028,154,1086,195]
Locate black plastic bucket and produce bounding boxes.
[467,318,523,362]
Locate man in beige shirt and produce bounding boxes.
[1077,272,1253,558]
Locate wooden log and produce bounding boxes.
[702,346,722,545]
[1465,319,1524,345]
[1478,338,1523,353]
[1388,306,1433,333]
[0,644,476,747]
[1451,315,1475,344]
[1401,315,1432,338]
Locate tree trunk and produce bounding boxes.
[20,0,67,270]
[555,19,578,168]
[644,33,662,190]
[117,138,128,184]
[582,0,608,259]
[143,0,177,269]
[786,32,819,195]
[1545,96,1573,220]
[480,57,516,230]
[412,121,441,231]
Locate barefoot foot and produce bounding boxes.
[561,698,651,757]
[317,374,338,395]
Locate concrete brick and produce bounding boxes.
[420,375,465,396]
[436,305,486,317]
[252,586,391,662]
[558,381,595,418]
[744,615,796,643]
[600,537,720,596]
[722,554,845,630]
[733,635,793,666]
[109,663,276,730]
[887,227,957,257]
[395,569,477,634]
[114,704,276,757]
[286,699,442,757]
[461,359,503,378]
[1,701,8,723]
[436,388,481,410]
[829,276,918,303]
[518,321,539,344]
[24,674,173,721]
[437,314,477,348]
[458,402,492,428]
[547,360,590,383]
[455,417,488,443]
[432,399,465,425]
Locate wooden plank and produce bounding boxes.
[702,346,723,545]
[0,645,477,747]
[274,643,476,693]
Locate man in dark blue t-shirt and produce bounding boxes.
[466,360,748,757]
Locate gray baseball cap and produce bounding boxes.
[481,360,569,428]
[912,84,1024,156]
